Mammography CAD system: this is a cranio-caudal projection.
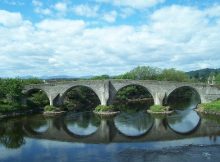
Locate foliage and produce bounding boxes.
[199,100,220,112]
[95,105,115,112]
[0,78,43,112]
[149,105,168,112]
[115,85,152,101]
[91,75,110,80]
[116,66,161,80]
[44,105,56,112]
[27,90,49,108]
[216,73,220,85]
[159,68,190,82]
[187,68,220,82]
[63,86,100,111]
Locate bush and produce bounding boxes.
[44,105,56,112]
[95,105,115,112]
[149,105,168,112]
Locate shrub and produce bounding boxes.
[95,105,115,112]
[44,105,56,112]
[149,105,168,112]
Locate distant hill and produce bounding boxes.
[187,68,220,81]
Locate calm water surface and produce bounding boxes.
[1,108,220,161]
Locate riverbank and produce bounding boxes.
[197,100,220,115]
[147,105,173,114]
[0,108,43,119]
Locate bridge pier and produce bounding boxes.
[154,92,166,106]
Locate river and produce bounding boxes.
[1,105,220,162]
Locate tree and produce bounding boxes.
[159,68,189,82]
[117,66,161,80]
[216,73,220,85]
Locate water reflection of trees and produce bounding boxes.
[64,112,100,136]
[113,85,154,112]
[0,120,25,149]
[167,87,201,110]
[167,110,201,134]
[114,112,154,137]
[27,115,49,133]
[63,86,100,112]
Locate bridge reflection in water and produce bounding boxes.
[0,110,214,146]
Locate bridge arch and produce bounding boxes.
[24,88,50,108]
[166,86,201,109]
[109,83,155,106]
[60,85,101,110]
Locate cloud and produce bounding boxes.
[72,4,99,18]
[102,10,117,23]
[1,0,24,6]
[0,10,23,27]
[32,0,43,7]
[32,0,52,16]
[1,4,220,77]
[54,2,67,13]
[96,0,165,9]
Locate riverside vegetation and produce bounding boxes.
[1,66,220,114]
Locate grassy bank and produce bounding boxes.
[148,105,172,114]
[198,100,220,114]
[94,105,116,112]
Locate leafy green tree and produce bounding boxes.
[91,75,110,80]
[216,73,220,85]
[159,68,189,82]
[116,66,161,80]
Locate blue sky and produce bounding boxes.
[0,0,220,77]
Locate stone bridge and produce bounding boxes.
[22,80,220,106]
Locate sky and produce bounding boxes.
[0,0,220,77]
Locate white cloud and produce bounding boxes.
[72,4,99,18]
[102,10,117,23]
[32,0,43,7]
[1,4,220,77]
[34,8,52,16]
[96,0,165,9]
[32,0,52,16]
[2,0,24,6]
[36,19,85,33]
[0,10,23,27]
[54,2,67,13]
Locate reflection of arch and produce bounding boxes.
[166,110,201,135]
[61,85,101,105]
[23,119,49,136]
[167,86,201,104]
[61,113,101,138]
[111,84,154,104]
[114,112,154,138]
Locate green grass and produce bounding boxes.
[198,100,220,113]
[94,105,115,112]
[149,105,168,112]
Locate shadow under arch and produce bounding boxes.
[61,112,101,138]
[113,112,154,138]
[166,86,201,110]
[111,84,154,111]
[61,85,101,111]
[166,110,201,135]
[24,88,50,108]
